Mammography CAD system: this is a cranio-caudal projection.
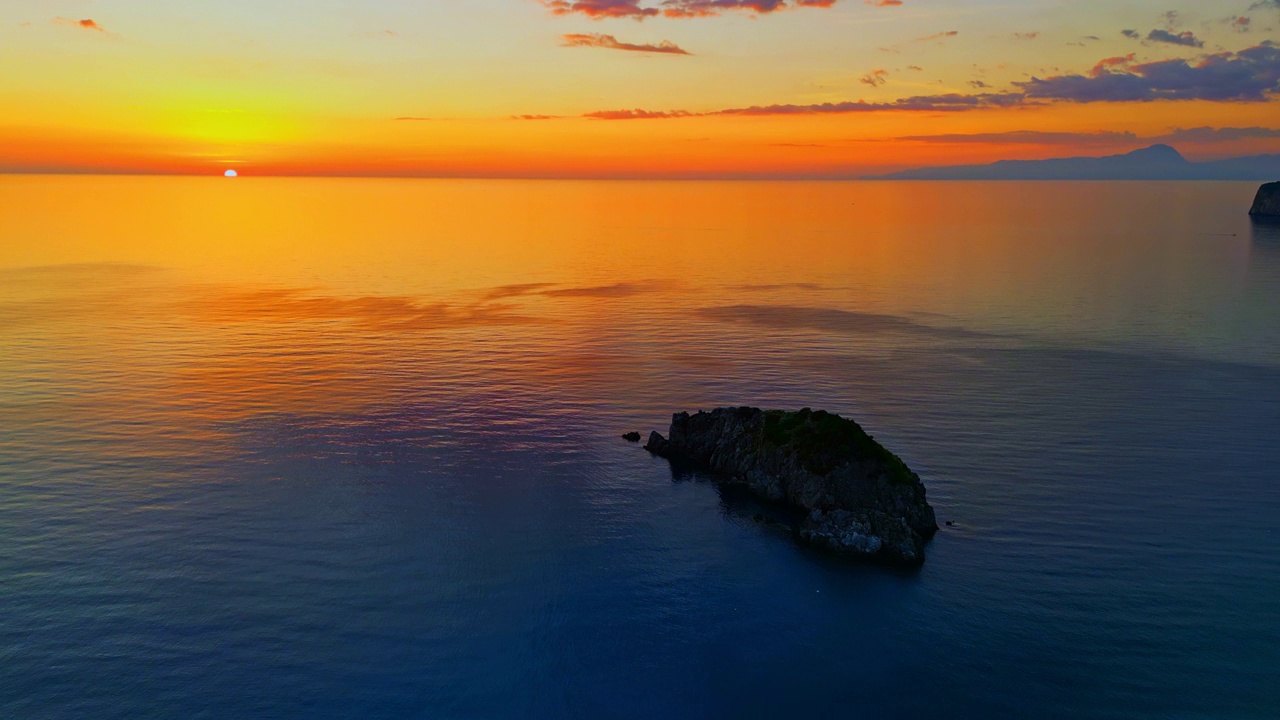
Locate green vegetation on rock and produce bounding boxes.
[761,408,915,484]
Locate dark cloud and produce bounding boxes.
[1160,126,1280,142]
[1122,29,1141,39]
[894,126,1280,146]
[561,33,690,54]
[895,130,1141,145]
[539,43,1280,121]
[540,0,837,20]
[1016,43,1280,102]
[1147,29,1204,47]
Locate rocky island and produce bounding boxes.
[645,407,938,567]
[1250,182,1280,218]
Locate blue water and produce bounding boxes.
[1,179,1278,718]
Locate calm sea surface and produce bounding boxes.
[1,177,1277,718]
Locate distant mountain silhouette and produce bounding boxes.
[878,145,1280,181]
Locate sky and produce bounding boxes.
[1,0,1279,177]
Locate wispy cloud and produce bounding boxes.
[561,33,690,55]
[895,130,1142,145]
[53,17,106,33]
[914,30,959,42]
[540,0,838,20]
[860,69,889,87]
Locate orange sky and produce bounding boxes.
[1,0,1278,177]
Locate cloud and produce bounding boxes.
[860,69,888,87]
[1090,53,1136,76]
[915,30,958,42]
[1122,29,1141,39]
[1159,126,1280,142]
[540,0,838,20]
[1014,32,1040,40]
[865,0,903,6]
[581,92,1024,119]
[54,17,105,32]
[895,130,1142,145]
[536,43,1280,122]
[895,127,1280,146]
[1251,0,1280,9]
[1146,29,1204,47]
[561,33,690,54]
[583,108,697,119]
[1017,43,1280,102]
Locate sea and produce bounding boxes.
[1,177,1277,719]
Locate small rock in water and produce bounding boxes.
[621,431,642,442]
[644,407,938,567]
[946,521,954,527]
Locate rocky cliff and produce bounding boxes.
[645,407,938,567]
[1250,182,1280,217]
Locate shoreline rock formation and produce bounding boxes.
[1250,182,1280,218]
[645,407,938,567]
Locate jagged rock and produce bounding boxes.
[1250,181,1280,217]
[645,407,938,567]
[621,432,642,442]
[644,431,669,454]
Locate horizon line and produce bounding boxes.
[1,170,1273,182]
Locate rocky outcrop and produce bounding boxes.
[645,407,938,567]
[621,432,642,442]
[1250,182,1280,217]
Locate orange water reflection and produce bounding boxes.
[0,177,1267,435]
